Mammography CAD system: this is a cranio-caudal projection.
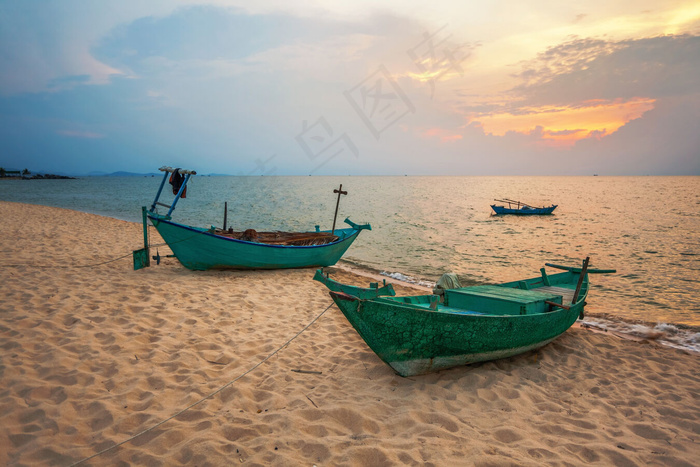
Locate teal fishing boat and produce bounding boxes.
[491,198,557,215]
[140,166,370,271]
[315,258,615,377]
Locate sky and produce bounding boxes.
[0,0,699,175]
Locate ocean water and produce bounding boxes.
[2,175,699,346]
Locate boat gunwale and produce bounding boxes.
[339,292,584,319]
[149,214,363,250]
[327,269,588,318]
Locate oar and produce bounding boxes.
[545,263,616,274]
[331,184,347,235]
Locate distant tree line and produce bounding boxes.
[0,167,75,179]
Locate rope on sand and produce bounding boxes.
[0,224,196,269]
[68,302,335,466]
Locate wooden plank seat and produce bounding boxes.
[445,285,563,315]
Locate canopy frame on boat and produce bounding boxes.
[493,198,541,210]
[150,166,197,218]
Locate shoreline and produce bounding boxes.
[1,177,698,328]
[1,200,699,465]
[4,199,700,352]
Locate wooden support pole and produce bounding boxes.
[142,206,149,251]
[132,206,150,270]
[223,201,228,230]
[572,256,590,304]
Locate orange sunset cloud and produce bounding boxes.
[421,127,464,143]
[475,97,656,147]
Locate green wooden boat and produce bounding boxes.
[144,166,370,270]
[315,259,615,377]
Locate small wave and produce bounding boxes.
[581,317,700,353]
[380,271,436,288]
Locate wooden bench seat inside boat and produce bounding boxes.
[445,285,563,315]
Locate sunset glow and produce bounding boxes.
[0,1,697,175]
[421,128,464,143]
[664,4,700,34]
[474,98,657,147]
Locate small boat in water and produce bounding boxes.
[138,166,370,270]
[315,258,615,377]
[491,198,557,215]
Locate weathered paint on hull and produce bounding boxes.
[329,271,585,377]
[388,336,559,376]
[149,215,364,270]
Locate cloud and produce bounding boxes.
[461,34,698,149]
[95,7,302,71]
[572,14,587,24]
[1,3,697,176]
[475,97,657,147]
[0,1,126,95]
[92,6,422,77]
[419,127,463,143]
[564,94,700,175]
[0,6,442,174]
[512,34,700,106]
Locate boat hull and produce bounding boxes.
[389,336,560,377]
[332,293,580,376]
[328,270,587,377]
[149,215,366,270]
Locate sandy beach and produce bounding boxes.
[1,200,698,466]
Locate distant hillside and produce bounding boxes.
[97,171,230,177]
[3,168,232,178]
[90,171,161,177]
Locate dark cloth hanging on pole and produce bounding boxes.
[169,168,187,198]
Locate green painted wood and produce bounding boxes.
[445,285,561,315]
[133,206,151,270]
[540,267,551,286]
[313,269,395,299]
[150,214,369,270]
[146,168,369,270]
[132,248,149,271]
[323,265,606,377]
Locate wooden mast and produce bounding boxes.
[332,184,348,235]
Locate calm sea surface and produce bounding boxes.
[2,176,699,331]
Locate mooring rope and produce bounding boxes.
[0,223,201,269]
[68,301,334,466]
